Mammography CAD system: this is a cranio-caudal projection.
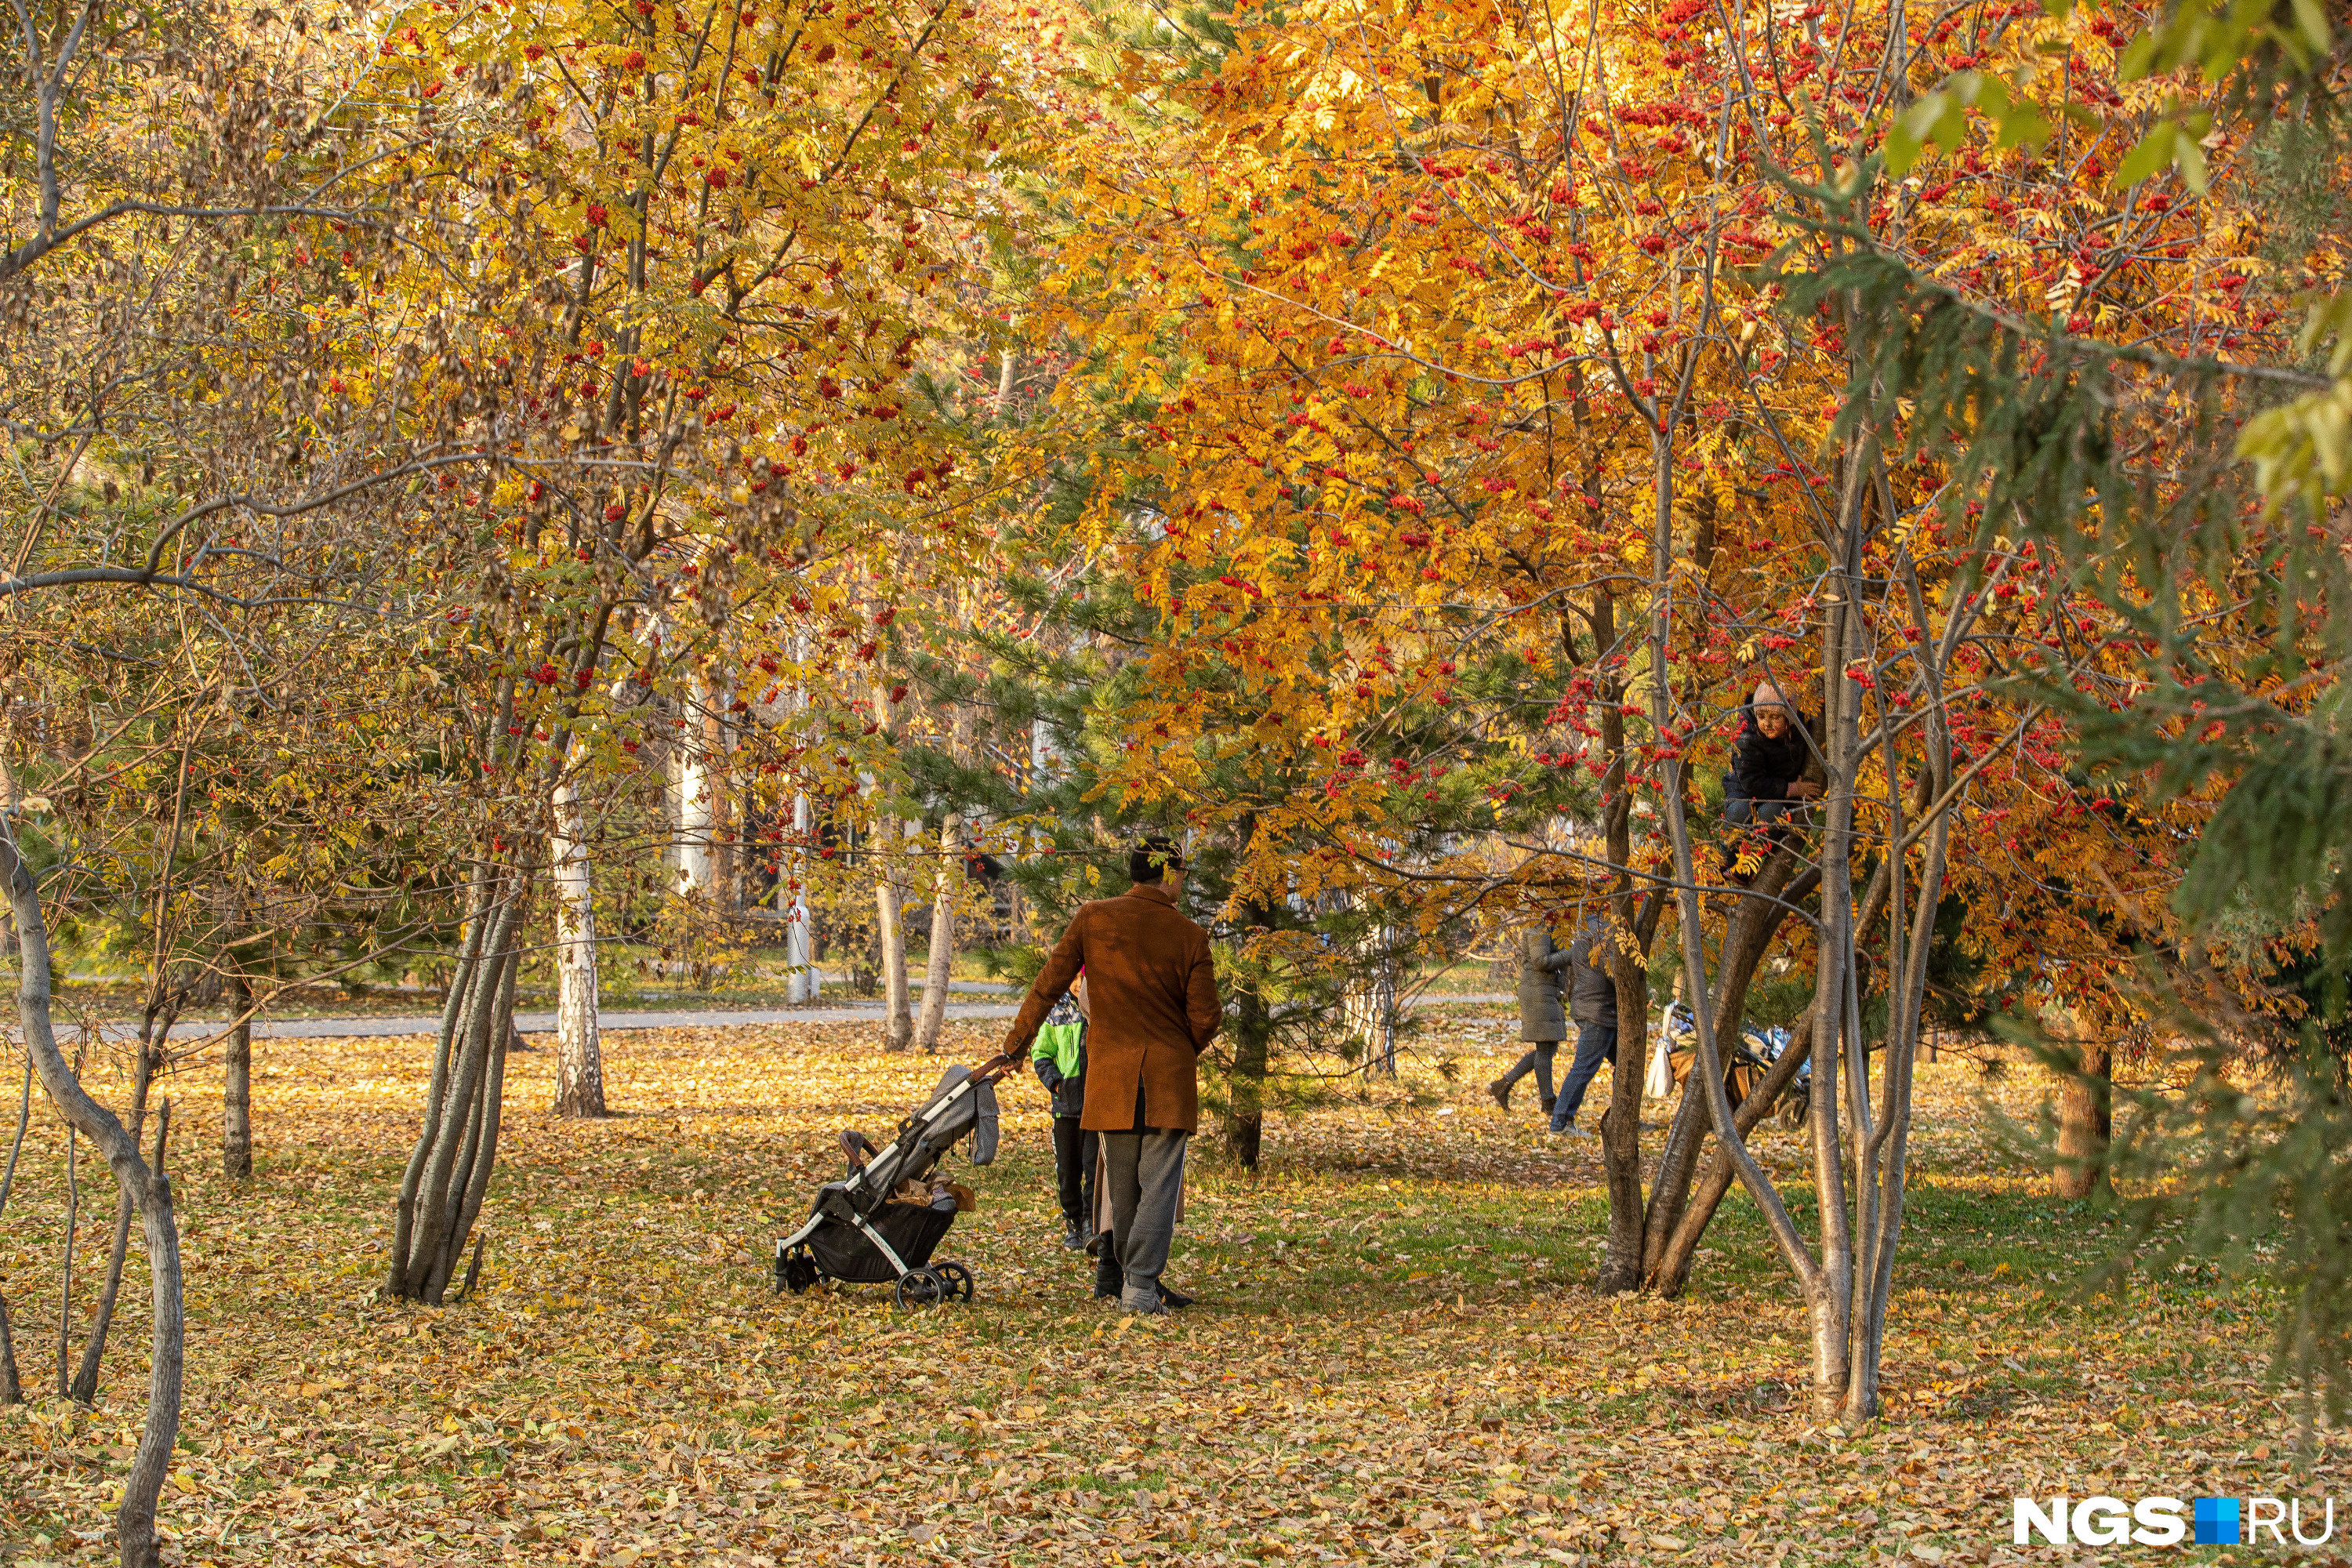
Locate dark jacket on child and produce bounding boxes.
[1030,993,1087,1119]
[1723,703,1816,803]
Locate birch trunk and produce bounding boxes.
[550,775,606,1118]
[912,814,959,1054]
[875,815,913,1051]
[784,793,818,1003]
[674,691,713,898]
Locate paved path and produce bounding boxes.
[59,975,1519,1043]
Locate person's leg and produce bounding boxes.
[1118,1129,1189,1311]
[1535,1041,1558,1111]
[1051,1115,1087,1232]
[1552,1023,1618,1131]
[1102,1131,1144,1287]
[1078,1127,1098,1236]
[1489,1048,1539,1108]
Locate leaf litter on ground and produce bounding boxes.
[0,1018,2336,1566]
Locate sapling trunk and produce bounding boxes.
[223,972,252,1178]
[0,1049,27,1403]
[73,1021,162,1406]
[57,1120,75,1399]
[0,827,185,1567]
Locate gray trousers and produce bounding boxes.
[1102,1128,1189,1301]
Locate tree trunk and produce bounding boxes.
[706,706,740,913]
[2053,1041,2113,1200]
[57,1120,76,1398]
[1583,581,1654,1296]
[1225,866,1276,1170]
[0,831,184,1567]
[674,696,713,898]
[1648,1019,1815,1298]
[223,972,252,1178]
[913,815,960,1054]
[550,775,607,1118]
[875,816,913,1051]
[784,793,818,1003]
[71,1011,165,1406]
[0,1049,28,1404]
[1225,982,1271,1170]
[1344,920,1398,1080]
[389,874,527,1304]
[1639,853,1819,1283]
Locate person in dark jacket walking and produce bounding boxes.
[1031,971,1094,1250]
[1550,915,1621,1134]
[1721,680,1820,881]
[1488,926,1573,1114]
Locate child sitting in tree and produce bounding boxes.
[1721,679,1821,883]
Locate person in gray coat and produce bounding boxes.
[1488,926,1574,1113]
[1550,916,1621,1135]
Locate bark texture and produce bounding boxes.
[912,814,959,1054]
[783,793,818,1003]
[875,816,913,1051]
[222,973,252,1178]
[0,831,184,1567]
[2053,1040,2113,1200]
[550,775,606,1118]
[388,878,527,1305]
[0,1050,27,1404]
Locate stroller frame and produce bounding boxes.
[774,1052,1016,1307]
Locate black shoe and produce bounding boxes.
[1486,1080,1511,1111]
[1094,1248,1123,1300]
[1158,1283,1193,1309]
[1539,1094,1557,1116]
[1062,1219,1091,1251]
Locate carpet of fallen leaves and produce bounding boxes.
[0,1013,2342,1566]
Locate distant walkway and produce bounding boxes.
[251,1000,1025,1040]
[49,974,1519,1043]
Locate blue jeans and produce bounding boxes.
[1726,795,1800,826]
[1552,1022,1617,1131]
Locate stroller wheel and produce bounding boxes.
[779,1250,819,1295]
[1777,1092,1809,1132]
[894,1267,948,1309]
[933,1261,975,1302]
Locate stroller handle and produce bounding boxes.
[969,1051,1022,1085]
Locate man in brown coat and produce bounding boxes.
[1003,836,1221,1314]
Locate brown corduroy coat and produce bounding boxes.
[1003,884,1222,1133]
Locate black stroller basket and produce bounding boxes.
[775,1054,1011,1308]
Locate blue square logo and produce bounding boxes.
[2194,1497,2241,1545]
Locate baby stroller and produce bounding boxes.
[773,1053,1014,1308]
[1658,1003,1810,1129]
